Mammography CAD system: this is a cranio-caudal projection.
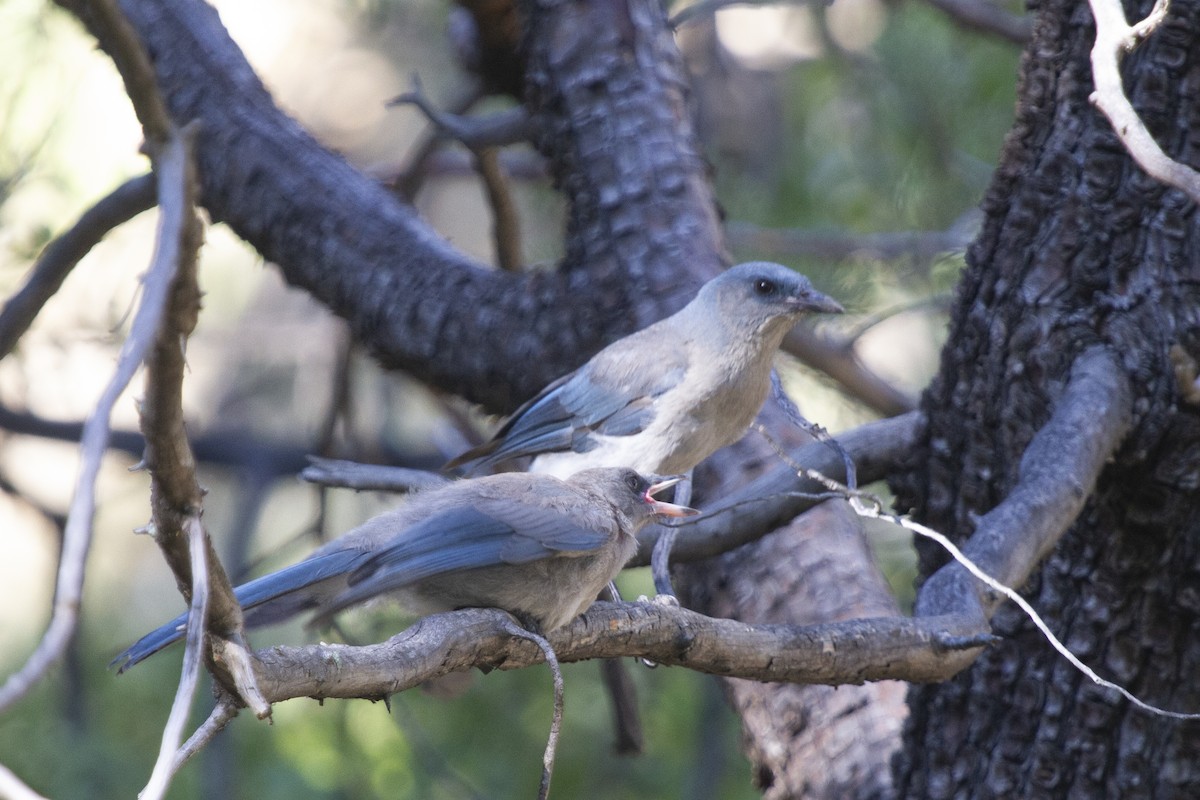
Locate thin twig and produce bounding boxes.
[0,764,48,800]
[0,156,188,717]
[300,457,452,493]
[495,617,563,800]
[1088,0,1200,203]
[169,698,239,776]
[781,327,918,417]
[803,471,1200,721]
[632,413,919,566]
[140,516,209,800]
[0,173,157,359]
[767,369,856,489]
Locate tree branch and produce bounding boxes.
[633,412,920,565]
[135,127,268,719]
[782,327,919,416]
[1087,0,1200,203]
[249,603,989,706]
[0,173,156,359]
[915,346,1134,621]
[0,154,186,716]
[923,0,1032,44]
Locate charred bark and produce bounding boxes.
[891,0,1200,794]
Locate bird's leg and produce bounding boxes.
[649,471,691,601]
[496,614,563,800]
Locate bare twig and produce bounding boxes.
[922,0,1032,44]
[494,617,563,800]
[632,412,919,566]
[0,764,48,800]
[767,369,856,489]
[135,127,269,720]
[388,81,483,202]
[782,327,918,416]
[0,155,189,717]
[140,516,209,800]
[474,148,524,271]
[169,697,239,776]
[392,78,528,270]
[1088,0,1200,203]
[0,173,157,359]
[301,457,452,493]
[390,78,533,149]
[867,507,1200,720]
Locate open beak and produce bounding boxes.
[644,476,700,518]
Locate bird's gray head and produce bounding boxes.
[568,468,699,527]
[694,262,843,339]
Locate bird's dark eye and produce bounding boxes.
[754,279,776,296]
[625,472,642,493]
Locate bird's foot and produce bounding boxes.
[635,593,681,607]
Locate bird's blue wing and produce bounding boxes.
[319,501,611,620]
[111,548,369,673]
[448,346,686,471]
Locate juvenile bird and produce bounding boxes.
[446,262,842,594]
[447,262,842,479]
[114,468,696,671]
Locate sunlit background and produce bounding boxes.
[0,0,1019,796]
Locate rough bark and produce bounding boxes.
[890,0,1200,794]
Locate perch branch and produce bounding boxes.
[633,412,920,566]
[248,603,989,705]
[0,173,156,359]
[1087,0,1200,203]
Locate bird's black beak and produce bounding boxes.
[644,476,700,518]
[794,288,844,315]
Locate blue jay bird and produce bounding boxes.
[114,468,696,671]
[447,262,842,594]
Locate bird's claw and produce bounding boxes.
[635,593,680,608]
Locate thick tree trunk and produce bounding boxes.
[891,0,1200,794]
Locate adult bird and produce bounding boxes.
[114,468,696,671]
[446,261,843,594]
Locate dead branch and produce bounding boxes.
[300,458,452,492]
[135,128,268,719]
[633,412,919,565]
[915,346,1134,621]
[0,173,156,359]
[0,764,48,800]
[248,603,988,706]
[782,328,919,416]
[923,0,1032,44]
[1087,0,1200,204]
[140,516,210,800]
[0,147,197,717]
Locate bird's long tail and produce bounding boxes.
[111,549,366,673]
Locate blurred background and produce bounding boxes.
[0,0,1019,796]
